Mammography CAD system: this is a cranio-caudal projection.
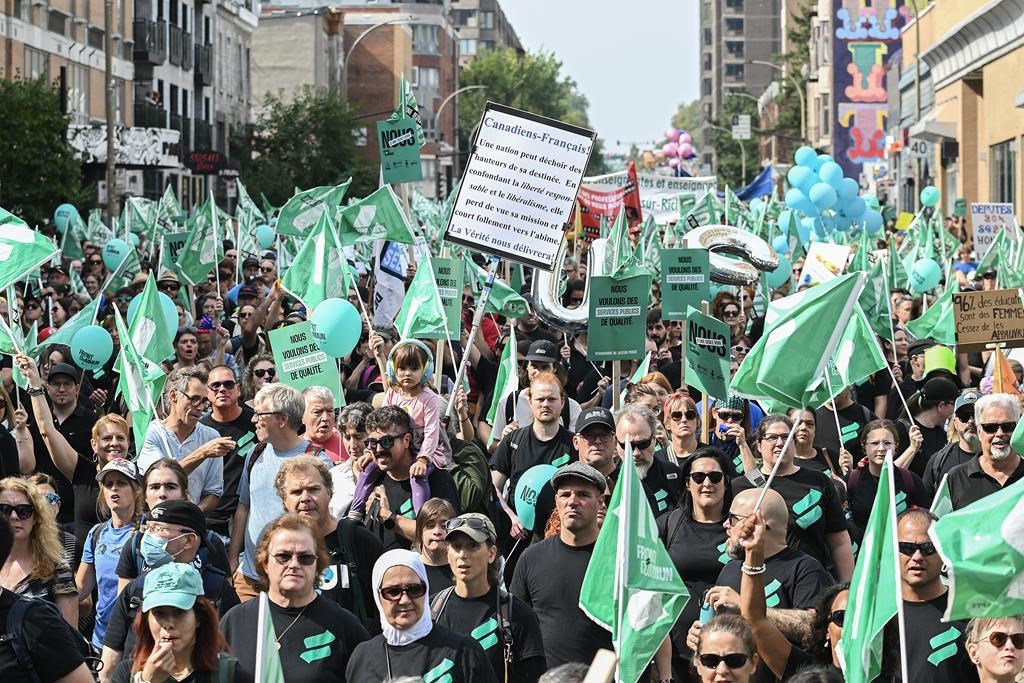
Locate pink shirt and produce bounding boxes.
[384,387,452,469]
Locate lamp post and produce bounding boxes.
[341,15,414,100]
[433,84,485,198]
[747,59,805,143]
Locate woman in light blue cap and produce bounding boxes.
[113,563,247,683]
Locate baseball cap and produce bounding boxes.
[954,390,981,413]
[237,285,258,299]
[148,499,207,540]
[47,363,80,383]
[242,257,260,269]
[907,338,936,358]
[550,461,606,492]
[142,563,203,612]
[525,340,559,363]
[46,264,69,276]
[445,513,496,544]
[713,394,745,413]
[576,406,615,434]
[920,375,960,403]
[95,457,142,485]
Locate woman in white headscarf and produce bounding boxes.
[345,549,497,683]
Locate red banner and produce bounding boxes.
[575,161,644,239]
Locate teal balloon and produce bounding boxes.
[837,178,859,201]
[910,258,942,293]
[787,166,814,190]
[864,210,884,235]
[71,325,113,370]
[771,235,790,255]
[128,233,140,247]
[862,194,881,211]
[766,255,792,288]
[797,217,813,244]
[749,198,765,215]
[310,298,362,358]
[128,291,178,332]
[818,162,844,188]
[54,204,79,234]
[920,186,941,208]
[256,224,276,249]
[513,464,557,531]
[102,239,132,270]
[843,197,867,219]
[794,146,818,167]
[809,183,838,210]
[785,188,809,212]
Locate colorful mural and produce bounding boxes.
[832,0,909,177]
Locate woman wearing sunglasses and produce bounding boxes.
[221,514,370,682]
[346,549,497,683]
[662,393,705,466]
[694,614,759,683]
[241,353,276,409]
[658,447,733,679]
[966,617,1024,682]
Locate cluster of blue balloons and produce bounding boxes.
[784,146,883,238]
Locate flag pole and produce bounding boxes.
[615,440,632,683]
[445,254,500,423]
[753,412,802,514]
[887,451,910,683]
[823,371,845,459]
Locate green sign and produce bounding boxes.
[685,306,731,400]
[161,231,189,276]
[432,256,464,340]
[268,321,344,406]
[587,274,651,361]
[660,248,710,320]
[954,198,967,217]
[378,116,423,184]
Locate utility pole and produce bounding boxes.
[104,0,119,220]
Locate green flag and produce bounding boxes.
[276,182,351,238]
[86,209,114,244]
[389,73,426,148]
[905,279,958,345]
[723,186,752,229]
[930,472,953,518]
[579,441,689,683]
[620,352,652,405]
[177,195,225,286]
[235,179,265,222]
[280,210,351,310]
[336,185,417,247]
[254,592,286,683]
[976,229,1007,275]
[127,277,175,367]
[0,210,58,292]
[465,258,530,318]
[888,242,908,290]
[394,253,447,339]
[842,453,902,683]
[31,297,101,354]
[485,326,518,446]
[605,208,647,278]
[11,323,37,389]
[858,259,892,340]
[60,213,87,261]
[681,192,722,233]
[931,476,1024,620]
[113,307,166,453]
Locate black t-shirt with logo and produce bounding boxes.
[641,457,683,518]
[221,594,370,683]
[345,625,497,683]
[432,586,547,683]
[733,467,848,571]
[903,593,978,683]
[813,402,876,464]
[366,470,462,551]
[201,405,258,534]
[321,520,384,632]
[715,546,831,610]
[0,590,88,683]
[490,426,578,514]
[896,419,950,479]
[425,563,455,600]
[845,465,930,534]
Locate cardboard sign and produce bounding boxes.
[660,249,710,320]
[685,306,731,400]
[444,102,595,271]
[895,212,915,231]
[586,274,650,361]
[954,198,967,218]
[268,321,343,405]
[378,117,423,184]
[951,288,1024,353]
[971,203,1018,261]
[431,256,464,340]
[798,243,851,288]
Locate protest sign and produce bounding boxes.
[954,198,967,217]
[431,256,464,340]
[685,306,730,400]
[951,288,1024,353]
[799,243,851,288]
[587,274,650,360]
[971,203,1018,261]
[268,321,343,405]
[161,231,189,274]
[660,248,710,320]
[444,102,595,271]
[895,212,915,231]
[575,161,643,235]
[378,116,423,184]
[584,170,717,224]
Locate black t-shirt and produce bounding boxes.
[855,371,892,413]
[845,465,929,533]
[72,455,101,547]
[0,429,21,477]
[511,536,613,669]
[201,405,258,534]
[923,442,976,497]
[25,400,97,525]
[321,521,384,630]
[733,467,848,571]
[530,463,621,544]
[903,593,978,683]
[0,589,88,682]
[813,402,876,464]
[715,546,831,610]
[490,426,578,513]
[948,456,1024,510]
[432,587,547,683]
[112,656,252,683]
[221,595,370,683]
[345,626,497,683]
[366,470,462,551]
[641,456,683,518]
[794,448,834,476]
[897,419,950,479]
[424,563,454,600]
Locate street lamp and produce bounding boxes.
[747,59,805,143]
[341,15,415,99]
[433,85,486,198]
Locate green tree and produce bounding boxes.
[706,96,759,189]
[671,99,703,148]
[0,77,86,225]
[773,2,812,145]
[230,86,376,205]
[458,47,607,175]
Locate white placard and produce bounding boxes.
[444,102,594,271]
[971,203,1019,260]
[584,171,718,224]
[798,242,852,288]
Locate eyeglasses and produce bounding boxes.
[578,429,615,443]
[260,266,275,273]
[717,411,743,422]
[379,583,427,602]
[761,433,790,443]
[0,503,34,520]
[689,471,724,485]
[25,302,41,310]
[253,367,276,379]
[727,512,748,526]
[209,380,237,392]
[618,438,653,451]
[462,296,475,306]
[829,609,846,627]
[670,410,698,422]
[88,258,103,265]
[445,518,490,532]
[254,411,281,420]
[158,283,180,292]
[955,409,975,423]
[980,632,1024,649]
[44,492,60,507]
[697,653,750,669]
[898,541,938,557]
[732,345,750,355]
[181,393,211,409]
[271,551,317,566]
[365,433,408,450]
[866,440,895,449]
[980,422,1018,435]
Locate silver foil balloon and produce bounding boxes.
[530,238,607,332]
[683,224,780,285]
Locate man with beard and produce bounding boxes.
[614,404,682,518]
[947,393,1024,509]
[923,390,982,496]
[513,306,557,345]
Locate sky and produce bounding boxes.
[501,0,701,155]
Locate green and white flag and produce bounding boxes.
[254,592,285,683]
[842,453,903,683]
[336,185,417,247]
[60,213,88,261]
[579,440,689,683]
[485,326,518,445]
[103,244,143,295]
[394,252,447,340]
[0,210,58,292]
[681,192,722,232]
[930,472,953,518]
[465,259,530,318]
[389,73,426,148]
[930,477,1024,620]
[276,182,351,237]
[31,297,101,354]
[905,279,958,346]
[127,277,175,367]
[280,210,351,311]
[11,323,37,389]
[113,307,166,452]
[86,209,114,244]
[235,179,265,222]
[177,195,225,286]
[620,352,652,405]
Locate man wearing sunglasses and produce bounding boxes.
[898,508,975,683]
[923,390,982,497]
[615,404,682,518]
[947,393,1024,510]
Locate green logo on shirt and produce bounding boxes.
[733,454,744,474]
[840,422,860,443]
[399,498,416,519]
[472,617,499,650]
[237,431,257,459]
[653,489,669,513]
[764,578,782,608]
[716,541,729,565]
[552,453,570,467]
[895,490,908,515]
[928,626,961,666]
[299,630,335,663]
[424,657,455,683]
[793,489,823,529]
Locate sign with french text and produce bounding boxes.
[269,321,343,405]
[660,249,710,320]
[971,203,1018,261]
[951,289,1024,354]
[587,274,650,361]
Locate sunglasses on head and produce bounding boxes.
[689,471,724,485]
[271,551,317,566]
[618,438,652,451]
[829,609,846,627]
[697,653,750,669]
[44,492,61,506]
[0,503,34,520]
[379,583,427,602]
[980,422,1017,434]
[982,632,1024,649]
[209,380,237,392]
[445,518,490,532]
[253,367,276,379]
[364,433,407,450]
[898,541,938,556]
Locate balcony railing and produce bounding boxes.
[182,32,194,70]
[194,44,213,86]
[169,24,183,66]
[132,19,166,64]
[133,103,166,128]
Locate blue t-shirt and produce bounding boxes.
[83,521,136,648]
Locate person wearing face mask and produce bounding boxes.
[99,500,239,683]
[947,393,1024,509]
[345,549,496,683]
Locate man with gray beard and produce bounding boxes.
[947,393,1024,509]
[923,390,982,497]
[614,404,682,518]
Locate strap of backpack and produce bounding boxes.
[1,598,45,683]
[818,447,840,478]
[497,588,515,665]
[335,518,368,625]
[429,586,456,620]
[246,441,269,483]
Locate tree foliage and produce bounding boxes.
[773,2,813,145]
[705,96,759,189]
[0,77,86,225]
[230,86,376,205]
[458,47,607,175]
[671,99,703,147]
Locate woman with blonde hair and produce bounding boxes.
[662,392,704,466]
[415,498,456,598]
[966,616,1024,682]
[0,476,78,626]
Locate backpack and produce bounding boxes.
[430,586,515,666]
[245,441,326,482]
[334,518,370,628]
[1,596,97,683]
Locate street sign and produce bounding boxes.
[905,138,932,159]
[732,114,751,141]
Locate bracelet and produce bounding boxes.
[26,386,46,396]
[741,563,767,576]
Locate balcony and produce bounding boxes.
[194,44,213,86]
[133,103,166,128]
[169,24,183,66]
[182,32,193,70]
[194,120,214,151]
[133,19,166,64]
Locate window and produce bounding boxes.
[725,63,744,79]
[115,77,126,125]
[702,78,712,96]
[725,0,743,10]
[481,40,494,51]
[702,53,711,71]
[418,66,439,88]
[68,63,90,123]
[821,93,830,136]
[991,139,1017,204]
[88,27,104,50]
[480,10,494,29]
[725,41,743,59]
[413,24,438,54]
[47,9,67,36]
[24,47,48,80]
[725,18,743,35]
[703,28,711,45]
[459,38,477,56]
[410,65,419,87]
[821,20,830,63]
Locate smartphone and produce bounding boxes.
[367,498,381,522]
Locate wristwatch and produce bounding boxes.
[383,510,397,530]
[26,385,46,396]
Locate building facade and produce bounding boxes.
[449,0,521,66]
